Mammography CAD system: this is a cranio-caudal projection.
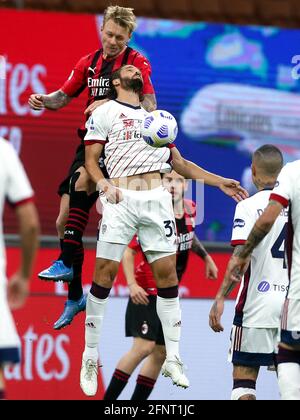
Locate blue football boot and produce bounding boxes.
[54,294,87,330]
[38,260,73,283]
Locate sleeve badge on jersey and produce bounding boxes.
[88,117,95,131]
[233,218,246,229]
[67,70,74,81]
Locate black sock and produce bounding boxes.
[62,191,90,268]
[68,243,84,301]
[131,375,156,400]
[0,390,5,400]
[103,369,130,400]
[58,239,64,261]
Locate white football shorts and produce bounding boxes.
[96,186,177,262]
[228,325,280,367]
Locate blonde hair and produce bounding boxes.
[103,5,137,34]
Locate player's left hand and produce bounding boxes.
[219,179,249,203]
[84,99,109,116]
[209,298,225,332]
[7,272,30,310]
[204,255,218,280]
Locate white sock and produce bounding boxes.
[83,293,109,362]
[278,363,300,400]
[156,296,181,361]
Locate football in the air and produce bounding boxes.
[142,110,178,148]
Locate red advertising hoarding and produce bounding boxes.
[7,247,234,299]
[5,251,235,400]
[5,296,105,400]
[1,8,101,236]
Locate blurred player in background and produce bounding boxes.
[224,156,300,400]
[209,145,288,400]
[104,170,218,400]
[28,5,157,331]
[0,138,39,400]
[80,63,247,397]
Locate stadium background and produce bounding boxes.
[1,1,299,399]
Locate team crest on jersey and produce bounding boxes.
[233,218,246,229]
[89,117,95,131]
[141,322,149,335]
[123,119,135,129]
[102,224,107,234]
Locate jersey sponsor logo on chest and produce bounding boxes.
[117,119,143,141]
[88,77,110,97]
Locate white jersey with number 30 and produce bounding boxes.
[231,190,289,328]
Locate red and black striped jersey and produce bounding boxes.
[61,47,154,103]
[61,47,154,138]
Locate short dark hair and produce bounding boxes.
[107,68,122,100]
[253,144,283,177]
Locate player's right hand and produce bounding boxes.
[129,284,149,305]
[209,298,225,333]
[103,184,124,204]
[28,94,45,110]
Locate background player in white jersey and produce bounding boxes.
[223,157,300,400]
[0,138,39,400]
[209,145,288,400]
[81,64,248,397]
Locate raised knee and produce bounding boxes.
[73,170,89,192]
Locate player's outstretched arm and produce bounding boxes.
[171,147,248,202]
[28,90,72,111]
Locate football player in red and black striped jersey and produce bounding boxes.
[28,6,157,330]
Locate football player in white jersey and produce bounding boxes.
[0,138,39,400]
[80,64,248,397]
[221,155,300,400]
[209,145,288,400]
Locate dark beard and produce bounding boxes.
[120,76,144,94]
